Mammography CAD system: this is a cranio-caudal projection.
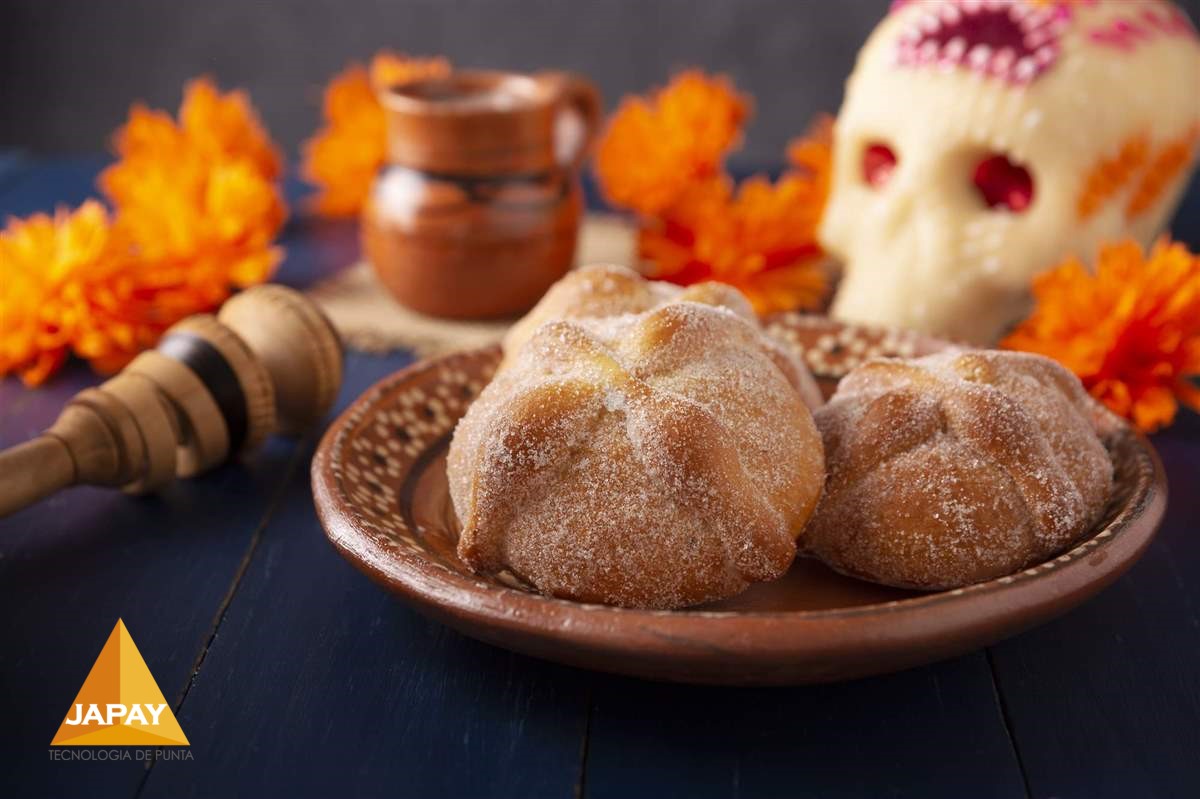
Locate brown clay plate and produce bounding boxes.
[312,314,1167,685]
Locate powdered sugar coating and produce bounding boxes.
[500,264,824,410]
[448,300,825,609]
[806,348,1117,590]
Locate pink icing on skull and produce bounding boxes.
[821,0,1200,343]
[895,0,1066,84]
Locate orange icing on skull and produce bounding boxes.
[1077,126,1200,220]
[1125,125,1200,217]
[824,0,1200,344]
[1076,134,1151,219]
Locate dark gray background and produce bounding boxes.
[4,0,1200,161]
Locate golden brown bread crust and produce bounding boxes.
[500,264,824,410]
[448,300,825,609]
[805,349,1119,590]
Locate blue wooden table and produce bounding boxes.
[1,156,1198,799]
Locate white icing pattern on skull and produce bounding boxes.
[821,0,1200,343]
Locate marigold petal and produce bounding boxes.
[594,70,749,217]
[1004,237,1200,432]
[179,77,283,180]
[18,349,67,387]
[302,53,450,218]
[630,133,830,315]
[4,80,286,387]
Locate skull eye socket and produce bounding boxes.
[862,142,897,188]
[973,154,1034,212]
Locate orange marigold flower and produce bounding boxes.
[617,103,832,315]
[0,202,163,386]
[1002,238,1200,433]
[640,170,828,316]
[594,71,750,217]
[1,79,287,387]
[302,53,451,217]
[178,78,283,180]
[595,71,831,315]
[100,77,286,306]
[301,65,384,218]
[786,114,834,203]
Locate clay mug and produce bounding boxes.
[362,69,601,319]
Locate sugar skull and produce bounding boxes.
[821,0,1200,343]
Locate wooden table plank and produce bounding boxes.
[0,426,308,797]
[986,413,1200,799]
[981,177,1200,799]
[0,160,338,798]
[583,653,1027,799]
[0,155,108,217]
[5,156,1200,798]
[137,351,594,799]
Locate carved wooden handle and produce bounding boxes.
[0,285,343,520]
[0,436,76,519]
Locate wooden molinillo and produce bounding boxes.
[0,285,343,519]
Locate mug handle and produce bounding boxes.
[542,72,602,170]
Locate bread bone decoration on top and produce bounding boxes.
[501,263,824,410]
[805,348,1119,590]
[448,272,825,609]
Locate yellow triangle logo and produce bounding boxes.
[50,619,189,747]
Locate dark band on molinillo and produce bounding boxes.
[157,332,248,452]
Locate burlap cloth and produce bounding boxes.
[307,213,637,356]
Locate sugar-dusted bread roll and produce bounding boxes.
[448,299,825,608]
[501,264,823,410]
[806,349,1118,590]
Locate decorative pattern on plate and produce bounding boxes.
[765,312,934,377]
[312,315,1165,684]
